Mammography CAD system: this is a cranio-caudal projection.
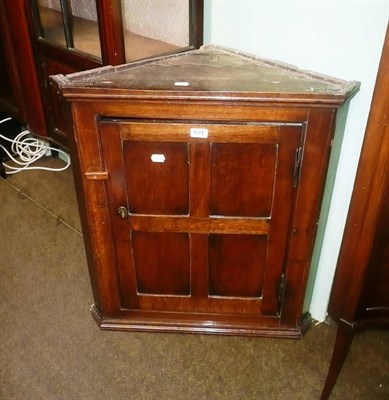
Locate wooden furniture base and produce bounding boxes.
[90,304,312,338]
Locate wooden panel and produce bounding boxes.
[364,240,389,309]
[134,294,262,315]
[360,184,389,311]
[102,120,302,320]
[190,0,204,48]
[123,141,189,215]
[90,104,310,125]
[0,0,48,135]
[120,121,278,143]
[99,121,139,310]
[321,25,388,400]
[208,234,267,298]
[189,142,210,217]
[0,33,18,116]
[36,40,101,144]
[210,143,276,217]
[132,232,190,295]
[45,58,77,144]
[96,0,125,65]
[71,110,122,315]
[57,46,357,105]
[129,215,270,235]
[190,234,208,298]
[281,109,335,325]
[261,125,303,315]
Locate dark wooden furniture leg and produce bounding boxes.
[321,320,355,400]
[321,23,389,400]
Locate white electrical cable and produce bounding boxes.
[0,117,71,175]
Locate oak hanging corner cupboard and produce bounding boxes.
[51,45,359,337]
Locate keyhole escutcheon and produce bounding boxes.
[117,206,128,219]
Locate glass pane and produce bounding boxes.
[36,0,66,47]
[69,0,101,60]
[121,0,190,62]
[35,0,101,60]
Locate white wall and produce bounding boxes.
[121,0,189,46]
[203,0,388,321]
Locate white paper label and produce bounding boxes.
[190,128,208,139]
[151,154,165,163]
[174,81,190,86]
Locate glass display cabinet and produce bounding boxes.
[28,0,203,145]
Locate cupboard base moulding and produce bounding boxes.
[90,304,312,338]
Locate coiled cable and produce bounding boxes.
[0,117,70,175]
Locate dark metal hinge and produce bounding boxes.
[293,147,303,188]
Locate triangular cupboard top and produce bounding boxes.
[53,45,360,106]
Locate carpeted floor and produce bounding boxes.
[0,156,388,400]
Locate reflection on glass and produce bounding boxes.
[69,0,101,59]
[121,0,190,62]
[35,0,101,60]
[36,0,66,47]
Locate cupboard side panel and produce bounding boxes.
[70,103,121,316]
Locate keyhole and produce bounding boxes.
[117,206,128,219]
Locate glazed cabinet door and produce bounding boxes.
[27,0,203,143]
[100,119,302,320]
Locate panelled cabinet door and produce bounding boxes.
[100,120,302,320]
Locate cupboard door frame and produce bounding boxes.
[100,119,303,320]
